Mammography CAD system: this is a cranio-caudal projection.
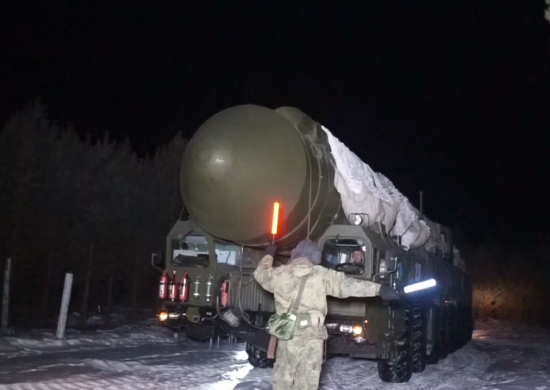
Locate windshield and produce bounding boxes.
[215,241,242,266]
[321,238,366,275]
[172,234,210,268]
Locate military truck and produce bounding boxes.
[154,105,473,383]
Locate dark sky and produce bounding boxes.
[1,2,549,246]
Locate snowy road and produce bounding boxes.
[1,320,550,390]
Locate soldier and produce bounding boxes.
[254,239,399,390]
[351,249,364,265]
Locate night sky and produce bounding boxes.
[1,2,549,247]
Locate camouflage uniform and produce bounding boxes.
[254,254,381,390]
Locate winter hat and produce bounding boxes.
[290,239,322,265]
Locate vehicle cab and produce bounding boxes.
[318,224,402,358]
[155,219,243,338]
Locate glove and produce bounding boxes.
[379,285,400,301]
[265,244,277,257]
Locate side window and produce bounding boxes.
[321,238,365,275]
[321,241,340,268]
[241,247,265,268]
[214,241,242,266]
[172,234,210,268]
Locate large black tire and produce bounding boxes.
[465,307,474,343]
[456,306,468,349]
[437,307,449,360]
[378,306,413,383]
[425,305,440,365]
[447,305,458,353]
[246,342,274,368]
[411,302,427,373]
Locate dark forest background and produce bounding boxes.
[0,100,186,329]
[464,242,550,327]
[0,100,548,330]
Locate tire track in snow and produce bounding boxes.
[232,342,490,390]
[1,342,251,390]
[0,374,158,390]
[5,320,548,390]
[0,340,490,390]
[78,348,253,389]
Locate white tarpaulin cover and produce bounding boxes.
[322,125,439,250]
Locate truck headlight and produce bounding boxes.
[352,325,363,335]
[159,311,169,322]
[339,324,353,333]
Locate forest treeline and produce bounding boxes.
[0,101,186,328]
[1,101,549,330]
[465,241,550,328]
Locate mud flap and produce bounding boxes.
[230,329,272,352]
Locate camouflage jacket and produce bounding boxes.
[254,255,381,339]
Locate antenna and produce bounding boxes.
[419,191,424,219]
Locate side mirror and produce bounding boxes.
[381,250,397,273]
[151,253,163,273]
[386,256,397,272]
[151,253,160,266]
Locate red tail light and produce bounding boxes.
[220,279,229,308]
[159,272,168,300]
[168,271,177,301]
[179,272,189,302]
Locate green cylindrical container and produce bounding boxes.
[180,105,343,251]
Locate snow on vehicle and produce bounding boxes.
[153,105,473,382]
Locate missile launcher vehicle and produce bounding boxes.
[153,105,473,382]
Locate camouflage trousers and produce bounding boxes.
[272,337,324,390]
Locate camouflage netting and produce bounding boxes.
[321,125,452,256]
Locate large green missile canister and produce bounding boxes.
[180,105,343,251]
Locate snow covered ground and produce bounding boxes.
[1,318,550,390]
